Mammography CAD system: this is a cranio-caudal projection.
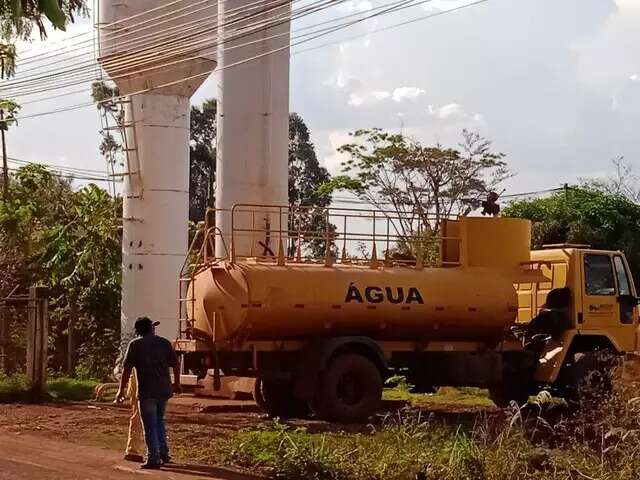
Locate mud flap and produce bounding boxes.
[533,330,577,384]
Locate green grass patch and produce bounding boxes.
[48,377,99,401]
[224,417,609,480]
[0,374,98,402]
[383,382,494,409]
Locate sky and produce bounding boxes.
[6,0,639,198]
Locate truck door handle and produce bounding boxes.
[589,305,600,311]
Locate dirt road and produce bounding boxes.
[0,430,259,480]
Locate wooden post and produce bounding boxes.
[26,286,48,401]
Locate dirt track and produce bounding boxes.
[0,395,498,479]
[0,430,259,480]
[0,398,265,480]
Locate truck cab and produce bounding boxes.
[517,245,639,386]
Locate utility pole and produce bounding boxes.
[1,109,8,200]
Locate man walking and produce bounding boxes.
[116,317,181,469]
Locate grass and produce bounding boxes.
[383,386,495,409]
[221,370,640,479]
[382,376,495,409]
[0,374,99,402]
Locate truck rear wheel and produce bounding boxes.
[254,378,310,419]
[313,353,382,423]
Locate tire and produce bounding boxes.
[255,377,310,419]
[560,351,615,404]
[313,353,382,423]
[489,384,531,408]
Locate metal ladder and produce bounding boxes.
[104,98,144,200]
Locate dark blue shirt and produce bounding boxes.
[123,334,178,400]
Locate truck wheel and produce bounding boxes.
[314,353,382,423]
[561,351,614,404]
[255,378,310,419]
[488,385,531,408]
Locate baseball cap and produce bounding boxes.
[134,317,160,334]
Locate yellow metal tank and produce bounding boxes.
[187,217,533,346]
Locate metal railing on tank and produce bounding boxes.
[225,204,461,268]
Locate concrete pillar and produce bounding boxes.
[215,0,290,258]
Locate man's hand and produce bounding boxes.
[115,389,126,404]
[173,383,182,395]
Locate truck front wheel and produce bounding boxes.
[313,353,382,423]
[559,351,615,404]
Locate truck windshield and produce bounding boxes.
[584,254,615,296]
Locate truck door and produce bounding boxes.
[581,252,636,351]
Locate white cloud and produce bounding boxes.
[322,130,353,173]
[372,90,391,100]
[348,93,365,107]
[392,87,426,102]
[428,103,463,119]
[427,103,485,125]
[631,74,639,81]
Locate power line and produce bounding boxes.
[5,0,489,120]
[6,166,116,183]
[3,0,331,98]
[8,0,437,116]
[7,156,110,175]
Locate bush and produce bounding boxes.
[0,374,30,402]
[0,374,98,402]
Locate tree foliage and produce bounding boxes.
[0,164,121,378]
[288,112,332,256]
[189,99,216,222]
[503,187,640,285]
[582,157,640,204]
[320,129,509,255]
[0,0,86,39]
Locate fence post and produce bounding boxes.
[26,286,48,401]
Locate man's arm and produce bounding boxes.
[167,340,182,394]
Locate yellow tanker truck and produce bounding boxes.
[175,205,639,422]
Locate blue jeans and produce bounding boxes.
[139,398,169,464]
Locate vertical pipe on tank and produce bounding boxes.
[215,0,290,258]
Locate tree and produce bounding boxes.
[320,129,509,255]
[583,157,640,204]
[0,0,86,39]
[189,99,216,222]
[0,0,87,79]
[0,98,20,198]
[42,185,121,377]
[503,188,640,286]
[0,164,121,378]
[288,112,332,257]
